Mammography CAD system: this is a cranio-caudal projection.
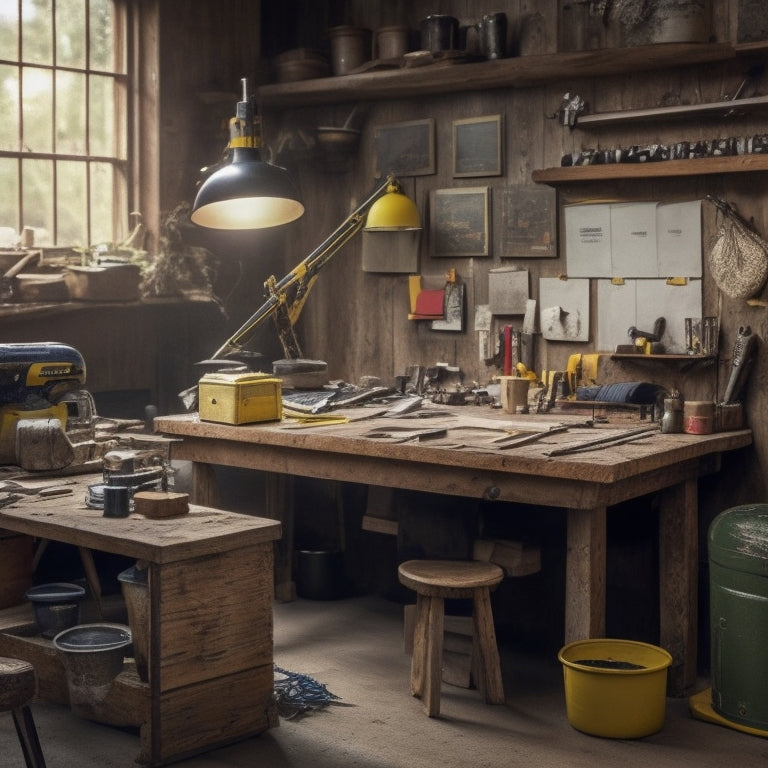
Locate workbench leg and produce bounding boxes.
[565,506,606,643]
[188,462,220,507]
[658,477,698,697]
[265,472,296,602]
[78,547,104,619]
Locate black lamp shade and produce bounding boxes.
[191,147,305,230]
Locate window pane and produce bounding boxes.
[89,0,117,71]
[89,161,113,244]
[22,66,53,153]
[0,158,19,240]
[22,158,54,245]
[56,0,86,69]
[0,64,19,151]
[0,1,19,60]
[89,73,115,156]
[55,69,86,153]
[21,0,53,66]
[57,160,87,245]
[5,2,127,247]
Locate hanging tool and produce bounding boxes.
[722,325,758,404]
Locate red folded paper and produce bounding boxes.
[414,289,445,317]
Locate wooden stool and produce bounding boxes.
[0,657,47,768]
[397,559,505,717]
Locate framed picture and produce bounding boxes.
[501,185,557,258]
[452,115,503,178]
[374,119,435,177]
[431,187,491,258]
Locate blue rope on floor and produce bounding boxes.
[274,665,341,718]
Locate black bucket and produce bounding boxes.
[296,549,346,600]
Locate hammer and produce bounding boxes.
[627,317,666,344]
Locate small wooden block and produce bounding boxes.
[134,491,190,519]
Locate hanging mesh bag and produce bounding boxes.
[708,196,768,299]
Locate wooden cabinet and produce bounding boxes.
[0,477,281,767]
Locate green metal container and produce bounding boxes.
[709,503,768,729]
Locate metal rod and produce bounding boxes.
[210,175,397,360]
[544,426,657,456]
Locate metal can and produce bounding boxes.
[683,400,714,435]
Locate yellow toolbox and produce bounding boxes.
[198,372,282,425]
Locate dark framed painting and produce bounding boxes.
[501,185,557,258]
[374,118,435,177]
[452,115,503,178]
[431,187,491,258]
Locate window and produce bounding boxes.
[0,0,128,248]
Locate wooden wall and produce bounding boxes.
[155,0,767,516]
[250,1,768,516]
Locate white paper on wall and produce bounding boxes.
[539,277,590,341]
[610,202,658,278]
[564,203,612,278]
[596,278,702,353]
[656,200,702,277]
[565,200,702,279]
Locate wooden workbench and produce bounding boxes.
[155,408,752,697]
[0,474,281,766]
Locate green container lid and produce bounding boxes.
[709,504,768,576]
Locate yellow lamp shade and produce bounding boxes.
[365,186,420,231]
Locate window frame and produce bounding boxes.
[0,0,135,248]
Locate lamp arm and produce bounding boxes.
[210,175,396,360]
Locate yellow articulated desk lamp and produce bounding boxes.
[184,79,421,411]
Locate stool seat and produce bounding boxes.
[398,559,505,717]
[0,657,47,768]
[398,559,504,596]
[0,658,36,709]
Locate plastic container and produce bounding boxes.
[558,638,672,738]
[26,582,86,638]
[118,565,149,681]
[709,503,768,729]
[54,623,132,717]
[296,549,346,600]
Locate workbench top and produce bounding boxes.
[0,473,281,564]
[155,407,752,487]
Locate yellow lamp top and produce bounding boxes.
[365,181,420,231]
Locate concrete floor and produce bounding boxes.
[3,595,768,767]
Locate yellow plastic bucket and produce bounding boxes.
[558,638,672,738]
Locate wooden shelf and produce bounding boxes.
[577,94,768,128]
[611,354,715,362]
[532,154,768,185]
[257,41,743,109]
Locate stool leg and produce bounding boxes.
[11,705,47,768]
[411,594,444,717]
[411,594,428,699]
[471,588,505,705]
